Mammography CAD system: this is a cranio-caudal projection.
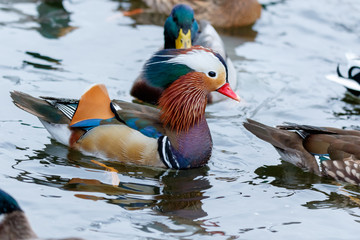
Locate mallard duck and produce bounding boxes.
[11,47,239,169]
[327,53,360,96]
[0,189,83,240]
[244,119,360,185]
[130,4,238,104]
[141,0,261,28]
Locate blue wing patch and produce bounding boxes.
[124,118,163,138]
[70,117,115,131]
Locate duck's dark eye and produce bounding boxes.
[208,71,216,77]
[173,16,178,22]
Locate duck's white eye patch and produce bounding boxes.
[207,71,216,78]
[166,49,225,76]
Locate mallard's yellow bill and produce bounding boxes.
[175,28,192,49]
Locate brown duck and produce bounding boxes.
[244,119,360,185]
[141,0,261,28]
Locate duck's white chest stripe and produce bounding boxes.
[158,136,180,169]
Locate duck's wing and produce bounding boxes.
[303,133,360,184]
[244,119,321,175]
[276,122,360,160]
[11,91,71,124]
[245,119,360,184]
[111,100,165,138]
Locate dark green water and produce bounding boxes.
[1,0,360,239]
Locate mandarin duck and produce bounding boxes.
[130,4,237,104]
[141,0,261,28]
[244,119,360,185]
[11,47,239,169]
[0,189,83,240]
[327,53,360,96]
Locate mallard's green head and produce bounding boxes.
[164,4,199,49]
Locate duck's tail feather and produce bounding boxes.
[243,118,288,149]
[11,91,70,124]
[0,189,22,214]
[243,119,321,175]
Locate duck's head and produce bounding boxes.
[144,46,239,101]
[164,4,199,49]
[143,46,239,131]
[0,189,22,215]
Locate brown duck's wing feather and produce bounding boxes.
[278,123,360,137]
[244,119,320,175]
[277,122,337,134]
[323,127,360,137]
[304,134,360,158]
[10,91,70,124]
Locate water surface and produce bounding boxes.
[1,0,360,239]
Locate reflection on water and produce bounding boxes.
[12,140,211,222]
[255,162,360,209]
[304,190,360,210]
[333,93,360,121]
[254,162,323,190]
[23,51,63,70]
[37,0,77,38]
[1,0,76,38]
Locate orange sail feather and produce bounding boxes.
[70,84,115,127]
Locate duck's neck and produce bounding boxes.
[158,73,212,168]
[159,72,207,132]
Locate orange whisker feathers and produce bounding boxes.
[159,72,207,133]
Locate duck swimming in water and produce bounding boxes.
[130,4,238,104]
[244,119,360,185]
[11,47,239,169]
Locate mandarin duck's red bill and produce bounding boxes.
[11,47,239,169]
[244,119,360,185]
[216,83,240,102]
[130,3,238,105]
